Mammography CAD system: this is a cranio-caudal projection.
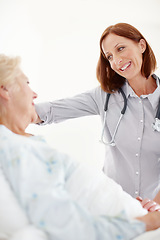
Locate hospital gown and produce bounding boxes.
[0,125,145,240]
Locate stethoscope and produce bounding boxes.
[100,75,160,146]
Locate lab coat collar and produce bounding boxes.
[123,74,160,111]
[122,81,136,98]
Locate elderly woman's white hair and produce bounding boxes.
[0,54,21,87]
[0,54,21,117]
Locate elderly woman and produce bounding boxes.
[0,54,160,240]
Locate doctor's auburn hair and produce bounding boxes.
[96,23,157,93]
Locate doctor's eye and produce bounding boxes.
[118,46,125,52]
[106,55,113,61]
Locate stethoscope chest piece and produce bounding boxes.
[152,93,160,132]
[152,118,160,132]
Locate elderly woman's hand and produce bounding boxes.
[136,196,160,212]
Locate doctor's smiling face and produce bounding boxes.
[97,23,157,93]
[101,33,146,82]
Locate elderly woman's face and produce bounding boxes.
[9,70,38,124]
[101,33,146,81]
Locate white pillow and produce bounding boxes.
[66,163,148,218]
[0,166,48,240]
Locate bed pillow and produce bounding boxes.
[66,163,148,218]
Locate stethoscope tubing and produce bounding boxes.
[100,75,160,146]
[100,87,127,146]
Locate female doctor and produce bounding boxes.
[35,23,160,208]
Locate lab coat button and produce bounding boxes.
[135,153,139,157]
[136,171,139,175]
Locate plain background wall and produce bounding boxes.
[0,0,160,169]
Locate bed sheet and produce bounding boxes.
[134,228,160,240]
[66,163,160,239]
[1,160,160,240]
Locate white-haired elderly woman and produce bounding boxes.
[0,54,160,240]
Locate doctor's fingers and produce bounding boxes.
[149,203,160,212]
[136,196,143,202]
[136,196,160,211]
[141,198,160,212]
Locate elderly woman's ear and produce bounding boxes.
[0,85,9,100]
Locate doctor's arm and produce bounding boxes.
[34,87,101,125]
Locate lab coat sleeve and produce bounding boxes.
[1,146,145,240]
[35,87,103,125]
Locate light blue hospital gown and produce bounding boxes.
[0,125,145,240]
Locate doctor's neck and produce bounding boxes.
[127,75,157,97]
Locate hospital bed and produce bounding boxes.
[0,166,160,240]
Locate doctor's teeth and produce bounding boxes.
[121,62,130,71]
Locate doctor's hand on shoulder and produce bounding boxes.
[33,113,42,124]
